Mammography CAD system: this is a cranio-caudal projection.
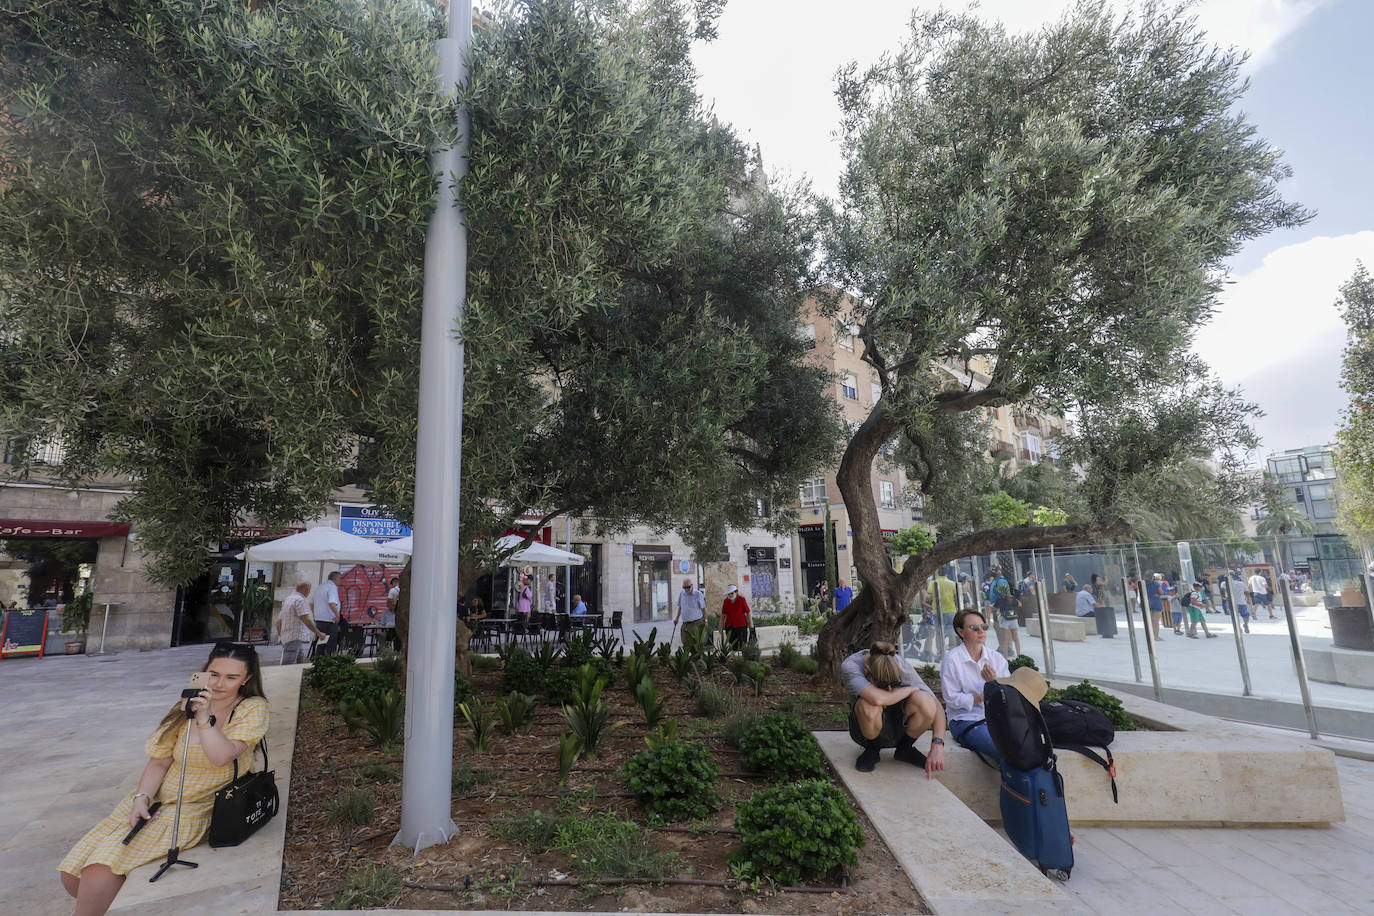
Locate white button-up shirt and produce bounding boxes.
[939,643,1011,723]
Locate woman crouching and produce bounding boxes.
[841,641,946,777]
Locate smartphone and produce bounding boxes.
[122,801,162,845]
[181,671,211,699]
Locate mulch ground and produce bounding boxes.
[279,654,932,914]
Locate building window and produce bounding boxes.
[800,477,827,507]
[800,323,816,349]
[836,323,855,351]
[880,481,896,509]
[870,382,883,404]
[841,373,858,400]
[1018,431,1042,464]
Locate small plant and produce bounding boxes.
[694,681,734,718]
[732,779,865,885]
[741,641,762,663]
[552,810,679,879]
[1009,654,1039,672]
[543,666,578,705]
[777,641,800,668]
[557,731,581,784]
[495,640,524,667]
[495,691,538,734]
[563,663,617,758]
[533,639,561,672]
[452,763,498,793]
[458,697,496,752]
[1052,680,1136,731]
[562,629,596,668]
[622,739,720,822]
[645,718,679,750]
[655,639,673,666]
[738,713,826,780]
[493,809,561,853]
[634,677,668,727]
[339,688,405,750]
[591,632,622,667]
[625,652,653,694]
[306,654,360,696]
[668,647,695,681]
[722,710,761,746]
[328,865,401,910]
[61,591,93,635]
[917,663,939,682]
[359,763,399,783]
[327,790,376,827]
[745,661,770,697]
[632,626,658,660]
[501,651,545,697]
[790,656,819,676]
[470,653,502,670]
[373,648,404,681]
[726,654,752,684]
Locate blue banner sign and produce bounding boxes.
[339,505,412,541]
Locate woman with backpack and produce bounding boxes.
[939,608,1011,763]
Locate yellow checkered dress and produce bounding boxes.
[59,696,269,877]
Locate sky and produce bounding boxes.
[690,0,1374,463]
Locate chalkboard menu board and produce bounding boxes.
[1,608,50,658]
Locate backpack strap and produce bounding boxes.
[1057,743,1118,803]
[952,718,1000,770]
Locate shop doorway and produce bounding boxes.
[173,552,244,646]
[798,525,833,601]
[0,537,98,611]
[747,547,777,603]
[633,546,671,622]
[566,543,602,614]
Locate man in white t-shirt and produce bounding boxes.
[312,570,342,655]
[277,581,323,664]
[384,577,400,627]
[1248,571,1274,620]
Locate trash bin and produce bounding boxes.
[1094,605,1118,638]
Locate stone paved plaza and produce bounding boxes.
[4,645,1374,915]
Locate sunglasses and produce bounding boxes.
[211,640,258,658]
[962,625,988,632]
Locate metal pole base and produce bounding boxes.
[148,847,197,883]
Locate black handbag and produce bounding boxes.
[208,709,279,848]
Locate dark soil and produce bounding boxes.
[279,652,931,914]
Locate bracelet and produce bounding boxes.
[931,737,945,746]
[196,714,216,727]
[132,792,150,803]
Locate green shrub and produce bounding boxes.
[306,653,357,690]
[327,790,376,827]
[668,647,694,681]
[308,654,388,703]
[745,661,770,697]
[634,677,667,727]
[339,688,404,750]
[533,640,561,672]
[1009,654,1038,672]
[328,866,401,910]
[694,681,734,717]
[645,718,679,750]
[564,663,616,758]
[777,642,800,668]
[452,763,498,793]
[625,653,653,693]
[552,810,678,879]
[738,713,826,780]
[359,763,398,783]
[562,631,596,668]
[1050,680,1135,731]
[622,739,720,822]
[495,691,538,734]
[453,673,474,709]
[741,641,762,663]
[789,656,819,676]
[458,697,495,752]
[655,640,673,667]
[722,710,761,746]
[557,732,581,784]
[373,648,404,681]
[732,780,864,885]
[470,653,502,670]
[501,652,544,697]
[543,666,578,705]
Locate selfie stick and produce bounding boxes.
[150,697,199,882]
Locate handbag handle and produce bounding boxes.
[225,701,270,781]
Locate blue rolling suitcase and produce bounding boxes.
[999,757,1073,879]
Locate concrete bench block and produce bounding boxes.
[1306,643,1374,689]
[752,624,799,652]
[1025,615,1089,641]
[1291,593,1322,607]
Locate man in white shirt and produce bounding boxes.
[384,577,400,627]
[543,573,558,614]
[1075,583,1097,618]
[277,581,322,664]
[675,579,706,641]
[1248,571,1274,619]
[312,570,342,655]
[939,608,1011,763]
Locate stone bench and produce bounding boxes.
[752,624,799,652]
[1025,615,1090,641]
[1305,642,1374,688]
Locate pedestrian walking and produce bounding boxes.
[675,578,706,642]
[1249,570,1275,619]
[1182,582,1218,638]
[277,581,322,664]
[721,585,752,649]
[311,570,342,655]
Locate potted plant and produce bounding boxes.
[241,579,273,643]
[61,591,93,654]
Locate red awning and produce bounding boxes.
[0,519,131,538]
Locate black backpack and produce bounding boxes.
[1040,699,1118,802]
[984,681,1054,771]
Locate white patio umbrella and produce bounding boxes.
[384,534,583,567]
[240,526,411,564]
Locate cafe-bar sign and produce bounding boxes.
[0,519,131,539]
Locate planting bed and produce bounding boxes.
[279,641,930,913]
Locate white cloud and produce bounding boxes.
[691,0,1329,197]
[1193,231,1374,383]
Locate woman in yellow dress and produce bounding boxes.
[59,642,269,916]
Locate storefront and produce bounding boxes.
[633,545,672,622]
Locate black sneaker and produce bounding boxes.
[855,744,881,772]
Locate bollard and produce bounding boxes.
[1224,555,1254,698]
[1035,573,1056,677]
[1281,579,1319,739]
[1134,580,1163,701]
[1119,576,1143,683]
